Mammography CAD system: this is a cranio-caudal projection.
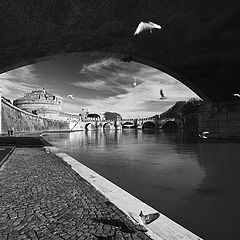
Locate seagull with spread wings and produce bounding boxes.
[133,76,137,87]
[134,21,161,35]
[199,131,210,139]
[159,89,167,100]
[67,94,74,100]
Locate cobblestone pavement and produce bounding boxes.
[0,148,152,240]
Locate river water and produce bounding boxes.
[44,130,240,239]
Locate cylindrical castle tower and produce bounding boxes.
[13,88,63,119]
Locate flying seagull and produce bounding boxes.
[121,56,132,63]
[134,21,161,35]
[233,93,240,97]
[67,94,74,100]
[159,89,167,100]
[199,131,210,139]
[133,76,137,87]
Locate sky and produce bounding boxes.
[0,53,199,118]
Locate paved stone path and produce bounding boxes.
[0,148,152,240]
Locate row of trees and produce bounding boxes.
[152,98,203,119]
[87,98,202,123]
[104,111,122,121]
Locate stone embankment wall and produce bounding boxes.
[198,101,240,139]
[1,98,69,134]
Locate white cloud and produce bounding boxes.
[0,65,40,100]
[73,79,107,90]
[0,57,200,119]
[70,58,199,118]
[80,58,117,73]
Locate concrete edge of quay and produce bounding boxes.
[43,145,203,240]
[0,146,16,169]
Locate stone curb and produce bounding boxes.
[0,146,15,168]
[45,146,203,240]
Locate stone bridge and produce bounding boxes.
[121,118,158,129]
[70,117,182,131]
[0,1,239,138]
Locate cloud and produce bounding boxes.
[0,65,40,100]
[80,58,117,73]
[73,58,138,97]
[67,57,199,117]
[74,79,107,90]
[0,55,200,119]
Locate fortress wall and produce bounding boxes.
[1,98,69,134]
[14,101,61,113]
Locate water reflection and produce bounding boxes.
[44,130,240,240]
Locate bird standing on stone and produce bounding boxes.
[139,211,160,225]
[67,94,74,100]
[134,21,161,35]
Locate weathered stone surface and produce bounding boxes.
[5,0,240,139]
[0,1,239,101]
[1,99,69,134]
[0,148,152,239]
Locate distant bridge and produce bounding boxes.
[70,117,182,131]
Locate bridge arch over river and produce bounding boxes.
[0,1,239,138]
[0,1,239,102]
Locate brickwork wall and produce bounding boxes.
[1,98,69,134]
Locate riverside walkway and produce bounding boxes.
[0,145,151,240]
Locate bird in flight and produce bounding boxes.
[120,56,132,63]
[159,89,167,100]
[134,21,161,35]
[133,76,137,87]
[199,131,210,139]
[67,95,74,100]
[233,93,240,98]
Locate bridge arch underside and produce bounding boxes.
[0,1,240,103]
[162,121,178,132]
[122,122,135,129]
[142,121,156,129]
[85,123,95,131]
[103,122,114,130]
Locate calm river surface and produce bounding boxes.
[44,130,240,239]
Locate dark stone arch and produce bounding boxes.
[0,51,206,101]
[162,121,178,132]
[85,122,95,131]
[1,0,239,103]
[142,121,156,129]
[103,122,112,129]
[122,121,135,129]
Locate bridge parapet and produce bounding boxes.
[71,117,182,131]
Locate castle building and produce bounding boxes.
[12,88,111,123]
[13,88,63,119]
